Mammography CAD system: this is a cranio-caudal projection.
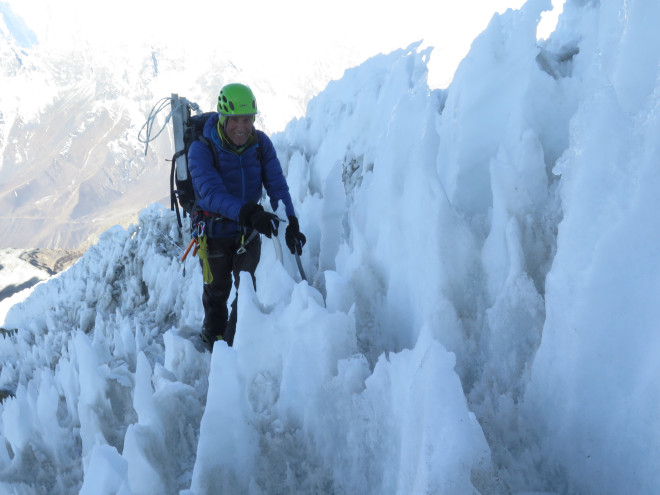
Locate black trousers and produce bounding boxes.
[200,234,261,346]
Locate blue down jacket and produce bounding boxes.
[188,113,295,238]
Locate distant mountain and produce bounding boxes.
[0,2,37,49]
[0,246,82,303]
[0,8,351,249]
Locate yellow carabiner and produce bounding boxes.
[236,233,247,255]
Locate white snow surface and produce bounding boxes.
[1,0,660,493]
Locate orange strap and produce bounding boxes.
[181,237,197,263]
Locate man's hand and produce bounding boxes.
[285,216,306,255]
[239,203,279,238]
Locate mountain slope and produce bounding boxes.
[0,25,345,249]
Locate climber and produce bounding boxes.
[187,83,306,351]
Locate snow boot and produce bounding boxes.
[200,327,223,352]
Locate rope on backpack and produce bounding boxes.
[138,96,177,156]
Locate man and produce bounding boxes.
[188,83,306,351]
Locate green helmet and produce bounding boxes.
[217,83,257,125]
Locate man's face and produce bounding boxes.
[225,115,254,146]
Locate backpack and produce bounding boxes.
[170,95,218,228]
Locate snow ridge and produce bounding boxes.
[0,207,205,492]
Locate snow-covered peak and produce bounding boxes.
[0,2,38,49]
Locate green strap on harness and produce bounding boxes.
[237,228,259,254]
[196,234,214,284]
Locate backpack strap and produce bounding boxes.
[172,136,219,230]
[187,136,219,231]
[170,148,185,227]
[253,131,266,179]
[198,136,219,171]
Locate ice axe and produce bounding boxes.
[294,251,307,281]
[271,216,307,282]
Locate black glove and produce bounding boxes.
[239,202,279,238]
[285,216,306,255]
